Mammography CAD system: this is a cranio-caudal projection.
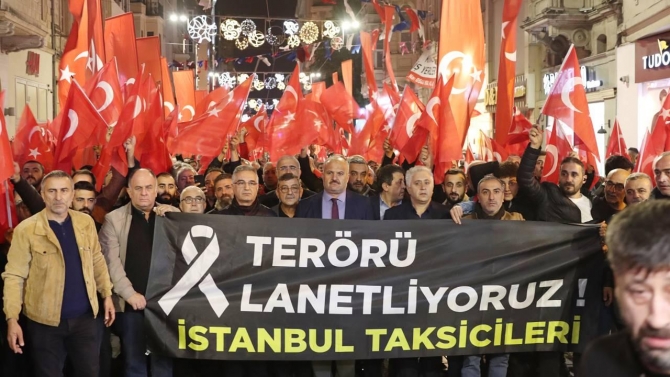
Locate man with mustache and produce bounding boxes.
[273,173,302,218]
[442,169,467,209]
[210,173,234,212]
[21,160,44,190]
[71,181,100,229]
[591,168,630,223]
[370,164,405,220]
[156,172,178,206]
[625,173,653,205]
[347,155,376,196]
[652,152,670,200]
[580,201,670,376]
[203,168,223,212]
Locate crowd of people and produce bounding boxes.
[1,125,670,377]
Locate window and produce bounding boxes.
[147,31,154,36]
[596,35,607,54]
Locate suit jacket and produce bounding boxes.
[296,190,374,220]
[99,203,136,312]
[370,195,382,220]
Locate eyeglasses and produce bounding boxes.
[605,181,625,192]
[234,181,258,187]
[279,185,300,193]
[182,197,205,204]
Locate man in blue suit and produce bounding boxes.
[296,155,374,220]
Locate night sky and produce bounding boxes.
[216,0,298,19]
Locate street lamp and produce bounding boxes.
[342,20,360,31]
[169,13,189,22]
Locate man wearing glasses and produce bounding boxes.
[179,186,207,214]
[592,168,630,223]
[211,165,276,217]
[259,155,316,208]
[273,173,303,218]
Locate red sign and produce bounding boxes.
[26,51,40,76]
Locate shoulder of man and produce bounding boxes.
[579,332,642,377]
[69,210,96,229]
[502,211,524,221]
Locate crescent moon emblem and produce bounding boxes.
[181,105,195,121]
[543,144,559,179]
[126,78,136,86]
[253,116,264,132]
[505,50,517,62]
[425,97,441,126]
[95,81,114,112]
[285,86,298,102]
[493,151,503,162]
[437,50,467,94]
[405,112,421,138]
[28,126,43,142]
[164,102,175,112]
[74,51,88,61]
[561,77,583,113]
[63,110,79,141]
[207,101,217,110]
[131,96,142,119]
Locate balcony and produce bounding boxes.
[147,2,163,18]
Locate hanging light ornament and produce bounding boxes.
[248,31,265,47]
[221,19,241,40]
[235,38,249,50]
[240,19,256,36]
[238,74,250,84]
[248,99,258,110]
[286,34,300,49]
[264,76,277,89]
[218,72,237,89]
[331,36,344,51]
[265,26,285,46]
[253,77,265,91]
[299,21,319,44]
[303,83,312,91]
[188,15,217,43]
[277,81,286,90]
[283,20,299,35]
[322,21,341,38]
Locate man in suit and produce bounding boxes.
[296,155,374,220]
[99,169,180,377]
[370,164,405,220]
[259,155,316,208]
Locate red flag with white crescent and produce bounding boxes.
[390,87,424,155]
[541,45,600,160]
[542,121,573,184]
[605,119,629,158]
[494,0,523,146]
[240,106,267,153]
[12,106,53,170]
[173,70,197,123]
[84,58,124,131]
[104,13,139,88]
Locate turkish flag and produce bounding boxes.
[113,69,153,151]
[575,135,601,189]
[54,82,107,171]
[0,182,18,243]
[134,81,163,160]
[390,87,424,155]
[141,109,174,175]
[605,119,629,158]
[266,65,303,160]
[438,0,485,150]
[309,81,326,103]
[360,31,378,100]
[383,5,398,91]
[84,58,123,133]
[492,138,510,162]
[173,70,196,122]
[194,86,228,118]
[433,75,459,184]
[12,106,54,170]
[321,82,359,134]
[507,107,533,145]
[350,104,385,158]
[58,20,87,109]
[104,13,139,87]
[541,45,600,160]
[160,57,175,117]
[298,100,335,150]
[240,106,267,153]
[475,130,495,162]
[0,91,14,182]
[171,74,252,156]
[136,37,162,86]
[494,0,523,145]
[542,121,573,184]
[636,109,670,182]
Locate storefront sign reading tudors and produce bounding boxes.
[642,40,670,70]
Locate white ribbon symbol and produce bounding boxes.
[158,225,229,317]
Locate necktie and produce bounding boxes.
[331,198,340,220]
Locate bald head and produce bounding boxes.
[604,168,630,207]
[179,186,206,213]
[323,155,349,196]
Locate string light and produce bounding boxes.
[265,26,284,46]
[264,77,277,89]
[283,20,299,35]
[299,21,319,44]
[248,31,265,47]
[240,19,256,36]
[286,34,300,48]
[331,36,344,51]
[235,38,249,50]
[218,72,236,88]
[252,77,265,90]
[188,16,217,43]
[322,21,341,38]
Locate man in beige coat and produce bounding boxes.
[3,170,114,377]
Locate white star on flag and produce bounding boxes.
[661,107,670,119]
[208,107,221,117]
[470,68,483,83]
[28,148,41,159]
[284,111,296,122]
[60,66,74,83]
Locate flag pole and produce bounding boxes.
[4,180,12,229]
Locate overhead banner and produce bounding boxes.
[145,215,604,361]
[406,46,437,89]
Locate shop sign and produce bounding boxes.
[485,85,526,106]
[543,65,601,95]
[635,32,670,83]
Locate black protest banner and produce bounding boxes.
[145,214,604,360]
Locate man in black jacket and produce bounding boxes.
[519,126,592,223]
[259,155,315,208]
[580,201,670,376]
[653,152,670,199]
[370,164,405,220]
[211,165,276,217]
[348,155,376,197]
[591,168,630,223]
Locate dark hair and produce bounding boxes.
[73,169,97,187]
[627,147,639,154]
[660,89,668,101]
[605,155,634,175]
[374,164,405,192]
[74,181,96,193]
[23,160,44,172]
[539,151,547,157]
[127,168,156,187]
[278,173,299,183]
[80,165,94,171]
[496,161,518,179]
[206,168,225,177]
[444,168,466,182]
[560,156,585,173]
[214,173,233,185]
[606,201,670,273]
